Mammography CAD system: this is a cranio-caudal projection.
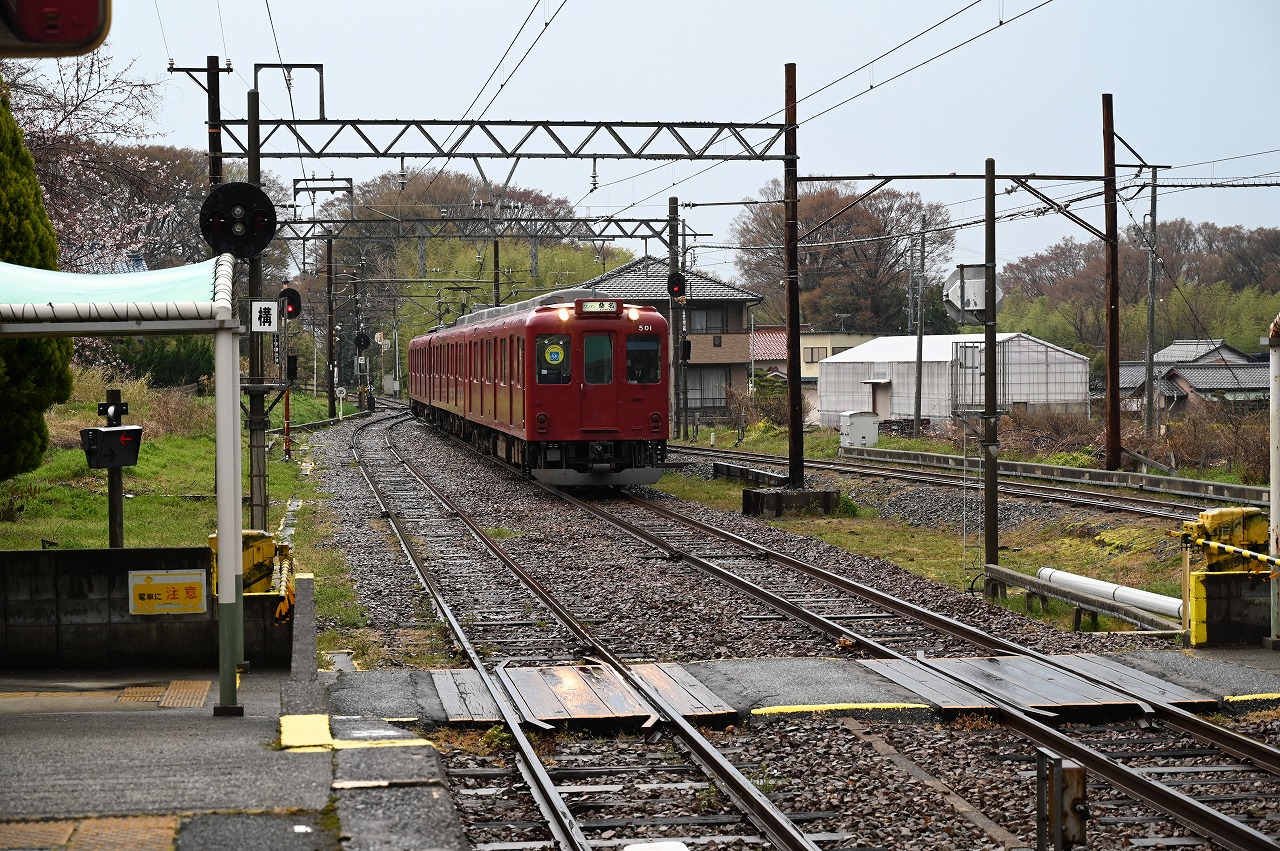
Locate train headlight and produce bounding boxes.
[628,307,640,321]
[536,412,549,433]
[557,307,570,321]
[650,411,662,432]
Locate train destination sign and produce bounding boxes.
[128,570,208,615]
[577,299,621,315]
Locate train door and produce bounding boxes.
[580,332,617,430]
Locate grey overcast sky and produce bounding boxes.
[103,0,1280,280]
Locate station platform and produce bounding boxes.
[2,644,1278,850]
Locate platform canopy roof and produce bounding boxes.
[0,257,236,338]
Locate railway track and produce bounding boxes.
[672,444,1217,522]
[331,414,1280,848]
[349,413,824,849]
[541,488,1280,850]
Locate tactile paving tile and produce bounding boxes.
[67,816,178,851]
[118,686,165,703]
[159,680,211,708]
[0,820,76,849]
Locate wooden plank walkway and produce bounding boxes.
[861,654,1215,720]
[431,663,734,726]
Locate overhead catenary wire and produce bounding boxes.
[583,0,1057,218]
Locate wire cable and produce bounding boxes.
[589,0,1058,219]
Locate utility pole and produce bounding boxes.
[913,214,925,435]
[784,62,803,489]
[668,197,682,439]
[983,159,1000,569]
[1144,167,1160,435]
[326,238,336,418]
[1103,93,1121,470]
[493,239,500,307]
[246,89,269,534]
[167,56,233,189]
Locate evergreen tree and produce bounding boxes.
[0,81,72,480]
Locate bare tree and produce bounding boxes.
[731,178,954,331]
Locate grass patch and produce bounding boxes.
[654,468,1184,633]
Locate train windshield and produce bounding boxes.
[584,333,613,384]
[626,334,661,384]
[535,334,572,384]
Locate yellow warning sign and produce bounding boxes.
[128,571,207,615]
[544,344,565,364]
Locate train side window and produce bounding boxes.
[535,334,571,384]
[516,336,524,387]
[626,334,661,384]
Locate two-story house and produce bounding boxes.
[579,256,759,418]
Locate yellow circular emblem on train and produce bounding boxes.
[544,344,565,364]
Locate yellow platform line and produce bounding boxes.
[280,714,334,750]
[752,702,932,716]
[280,714,432,752]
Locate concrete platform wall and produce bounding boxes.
[0,548,290,667]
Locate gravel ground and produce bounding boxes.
[299,417,1278,849]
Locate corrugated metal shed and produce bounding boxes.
[817,333,1090,426]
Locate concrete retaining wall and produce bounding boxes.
[0,547,291,668]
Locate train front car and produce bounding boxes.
[524,297,669,486]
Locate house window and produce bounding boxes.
[686,366,728,408]
[803,346,828,363]
[688,307,726,334]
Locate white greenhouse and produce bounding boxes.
[817,333,1090,427]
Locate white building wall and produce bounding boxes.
[817,361,874,425]
[887,362,952,420]
[819,333,1090,425]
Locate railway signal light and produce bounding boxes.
[667,271,687,300]
[280,287,302,320]
[199,181,277,259]
[80,425,143,469]
[354,331,371,352]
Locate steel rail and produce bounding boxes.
[391,418,1279,847]
[609,493,1280,849]
[674,445,1205,520]
[349,416,593,851]
[384,425,820,851]
[631,494,1280,774]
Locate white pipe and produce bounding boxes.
[1036,567,1182,619]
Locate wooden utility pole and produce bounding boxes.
[784,63,802,489]
[1103,93,1121,470]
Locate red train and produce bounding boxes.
[406,289,670,486]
